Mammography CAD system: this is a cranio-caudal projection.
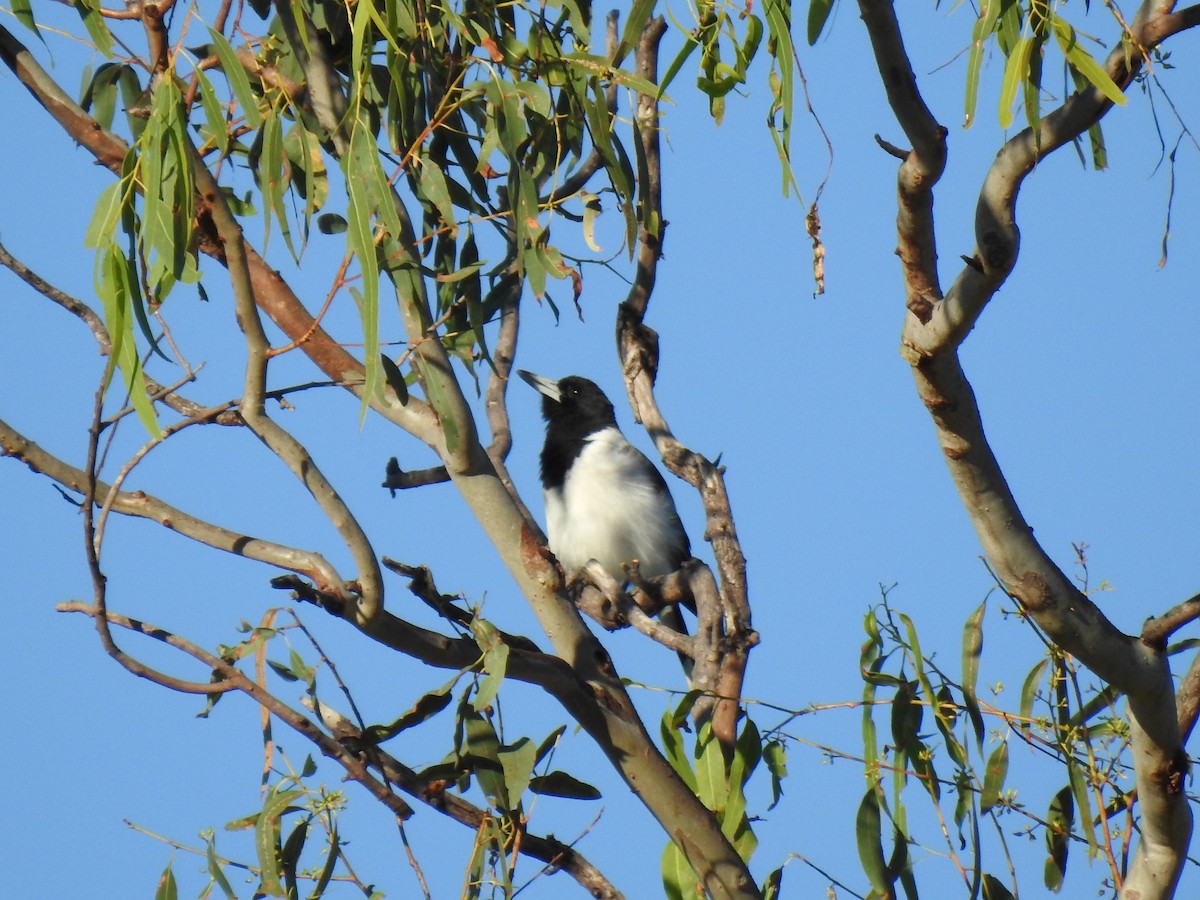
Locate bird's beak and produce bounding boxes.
[517,369,560,402]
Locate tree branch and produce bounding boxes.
[857,0,947,323]
[1143,592,1200,647]
[614,16,755,752]
[0,415,349,589]
[193,144,386,624]
[57,601,416,822]
[0,238,237,423]
[859,2,1197,896]
[307,698,625,899]
[0,21,441,446]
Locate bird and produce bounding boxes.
[517,370,691,585]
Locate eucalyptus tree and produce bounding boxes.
[2,0,1199,898]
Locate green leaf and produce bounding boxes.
[418,154,458,236]
[901,613,942,725]
[203,831,237,900]
[661,840,698,900]
[98,243,161,437]
[254,788,304,897]
[534,725,566,765]
[154,862,178,900]
[1067,68,1108,169]
[498,736,537,803]
[311,825,339,898]
[657,34,699,98]
[617,0,657,61]
[998,36,1034,130]
[763,739,787,810]
[965,0,1002,128]
[1049,13,1126,106]
[86,182,124,249]
[856,788,890,895]
[1044,785,1074,892]
[982,873,1016,900]
[258,110,284,252]
[462,711,507,810]
[280,818,308,900]
[470,618,509,712]
[195,67,230,157]
[980,740,1009,814]
[694,724,727,811]
[807,0,834,45]
[765,0,794,186]
[1020,658,1049,726]
[12,0,43,42]
[961,602,987,749]
[524,771,600,799]
[74,0,114,58]
[344,127,381,420]
[762,867,784,900]
[660,710,698,792]
[208,27,262,128]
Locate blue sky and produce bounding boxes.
[3,2,1199,897]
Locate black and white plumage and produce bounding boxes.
[518,370,690,583]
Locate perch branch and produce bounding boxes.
[614,16,754,750]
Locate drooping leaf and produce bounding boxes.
[807,0,834,45]
[1043,785,1074,892]
[203,831,237,900]
[12,0,43,43]
[470,618,509,712]
[208,27,262,127]
[1048,12,1127,107]
[253,788,304,897]
[280,818,309,900]
[74,0,115,58]
[980,740,1009,814]
[998,36,1034,129]
[461,709,506,808]
[856,788,890,896]
[195,67,230,157]
[961,602,987,749]
[661,840,699,900]
[660,710,698,791]
[154,861,178,900]
[527,771,602,800]
[982,873,1016,900]
[965,0,1002,128]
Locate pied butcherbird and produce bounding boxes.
[518,370,691,587]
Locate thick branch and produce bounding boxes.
[861,2,1198,896]
[857,0,947,322]
[903,2,1200,358]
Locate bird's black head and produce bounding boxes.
[518,370,620,488]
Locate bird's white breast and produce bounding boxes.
[544,428,685,580]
